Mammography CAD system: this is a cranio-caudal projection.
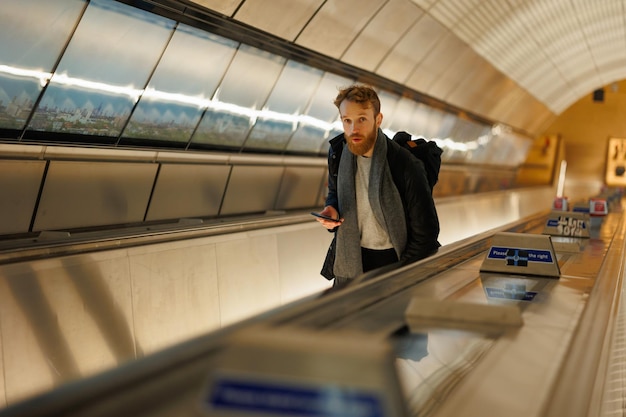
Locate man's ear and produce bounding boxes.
[376,112,383,128]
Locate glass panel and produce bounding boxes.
[27,0,175,137]
[448,118,473,143]
[286,72,353,154]
[0,0,85,130]
[386,97,417,135]
[445,118,489,163]
[191,45,285,149]
[243,60,323,151]
[411,103,432,137]
[378,90,400,134]
[121,24,238,145]
[429,109,456,139]
[467,127,498,164]
[484,127,532,166]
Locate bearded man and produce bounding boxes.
[315,84,440,287]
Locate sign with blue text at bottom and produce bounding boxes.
[543,210,590,238]
[480,232,560,278]
[202,325,409,417]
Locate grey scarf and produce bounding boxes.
[333,130,407,280]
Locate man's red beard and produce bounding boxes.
[346,128,377,156]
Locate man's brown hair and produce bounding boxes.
[333,84,381,115]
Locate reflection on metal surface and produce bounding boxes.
[0,160,46,235]
[405,297,523,333]
[219,165,284,215]
[145,163,231,221]
[33,160,158,231]
[393,328,495,417]
[0,135,545,239]
[274,166,326,210]
[0,258,140,403]
[480,275,551,305]
[0,205,622,416]
[0,191,557,408]
[0,219,334,405]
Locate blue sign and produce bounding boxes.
[506,249,528,266]
[207,378,384,417]
[488,247,554,264]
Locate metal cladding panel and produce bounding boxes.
[146,163,231,221]
[446,59,512,115]
[494,90,554,136]
[341,0,423,72]
[189,0,241,16]
[0,160,46,235]
[0,255,136,404]
[33,161,158,232]
[376,13,446,83]
[234,0,324,41]
[220,165,284,215]
[274,166,326,210]
[295,0,386,59]
[405,31,468,95]
[428,47,482,101]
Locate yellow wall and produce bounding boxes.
[516,134,562,188]
[542,80,626,200]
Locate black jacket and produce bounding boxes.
[325,132,440,264]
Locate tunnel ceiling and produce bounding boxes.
[411,0,626,114]
[192,0,626,117]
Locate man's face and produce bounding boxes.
[339,100,382,157]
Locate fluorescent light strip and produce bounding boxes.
[0,64,500,155]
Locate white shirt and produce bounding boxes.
[355,156,393,250]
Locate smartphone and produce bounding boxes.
[310,212,341,222]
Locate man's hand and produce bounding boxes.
[314,206,343,229]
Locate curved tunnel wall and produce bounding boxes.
[0,0,555,238]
